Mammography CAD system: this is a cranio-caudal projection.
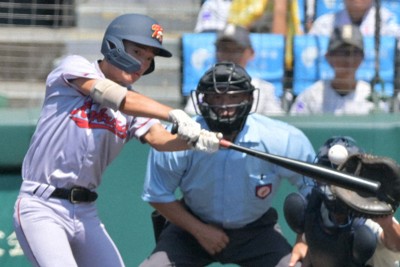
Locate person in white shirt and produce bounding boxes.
[290,24,388,115]
[309,0,400,39]
[185,24,285,116]
[365,215,400,267]
[12,13,221,267]
[194,0,232,33]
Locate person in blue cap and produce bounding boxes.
[13,13,221,267]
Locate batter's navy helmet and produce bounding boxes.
[101,13,172,74]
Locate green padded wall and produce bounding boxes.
[2,113,400,266]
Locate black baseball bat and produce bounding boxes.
[219,139,380,195]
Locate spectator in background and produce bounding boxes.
[227,0,288,34]
[185,24,285,116]
[290,24,388,115]
[307,0,400,112]
[194,0,232,33]
[309,0,400,38]
[195,0,288,35]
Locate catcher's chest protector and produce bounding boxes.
[304,191,376,267]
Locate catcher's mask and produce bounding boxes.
[319,185,352,230]
[191,62,256,136]
[315,136,363,227]
[101,13,172,74]
[315,136,363,169]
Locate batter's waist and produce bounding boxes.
[48,187,98,203]
[20,181,98,204]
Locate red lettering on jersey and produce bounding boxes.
[70,101,128,139]
[151,24,164,43]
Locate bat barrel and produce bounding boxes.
[220,140,380,195]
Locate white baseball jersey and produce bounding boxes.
[365,218,400,267]
[184,77,285,116]
[194,0,232,32]
[290,80,389,115]
[21,55,159,190]
[309,6,400,39]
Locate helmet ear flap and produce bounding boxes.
[143,60,155,75]
[101,36,141,73]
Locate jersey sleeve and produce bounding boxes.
[142,148,189,203]
[284,128,316,196]
[129,117,160,140]
[259,116,316,196]
[46,55,104,90]
[61,55,103,81]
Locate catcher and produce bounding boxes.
[284,136,400,267]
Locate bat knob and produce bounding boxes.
[171,122,178,134]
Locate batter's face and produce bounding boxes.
[104,41,157,86]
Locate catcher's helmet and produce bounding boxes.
[101,13,172,74]
[193,62,255,135]
[315,136,364,224]
[316,136,363,168]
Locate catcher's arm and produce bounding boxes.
[373,215,400,251]
[289,234,308,267]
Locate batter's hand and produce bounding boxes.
[190,130,223,153]
[168,109,201,143]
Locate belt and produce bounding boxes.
[50,187,98,203]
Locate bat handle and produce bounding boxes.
[171,122,178,134]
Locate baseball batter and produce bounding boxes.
[13,13,221,267]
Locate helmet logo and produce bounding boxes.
[151,24,164,43]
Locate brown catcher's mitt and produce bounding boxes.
[330,153,400,217]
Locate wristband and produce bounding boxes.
[90,79,127,110]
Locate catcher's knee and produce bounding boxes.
[284,192,307,234]
[352,225,376,265]
[139,251,173,267]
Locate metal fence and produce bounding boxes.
[0,0,398,114]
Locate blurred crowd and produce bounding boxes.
[185,0,400,115]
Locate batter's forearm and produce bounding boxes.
[70,77,173,121]
[121,91,173,121]
[143,124,189,151]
